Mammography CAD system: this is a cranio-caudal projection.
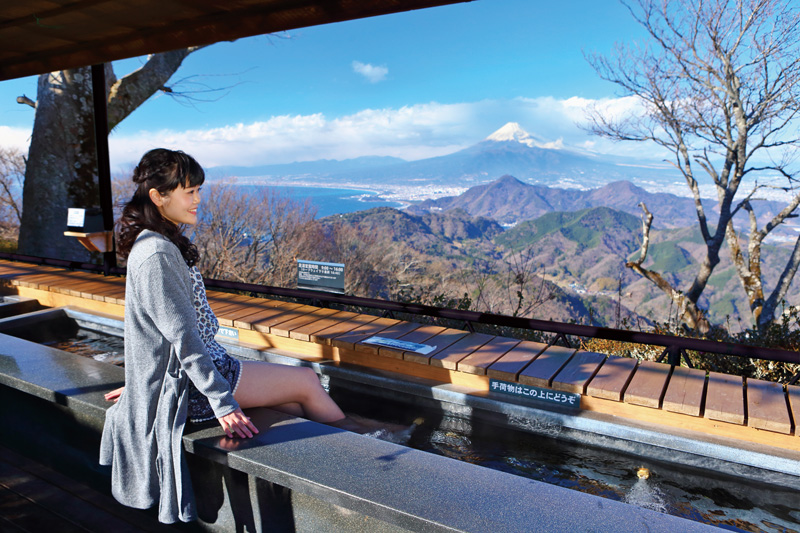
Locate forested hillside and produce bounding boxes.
[319,179,800,330]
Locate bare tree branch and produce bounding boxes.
[15,95,35,109]
[586,0,800,333]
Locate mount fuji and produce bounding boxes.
[210,122,677,190]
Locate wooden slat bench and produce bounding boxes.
[0,258,798,454]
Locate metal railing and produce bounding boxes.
[2,251,798,383]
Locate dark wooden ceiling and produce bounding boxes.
[0,0,468,81]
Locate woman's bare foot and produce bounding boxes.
[328,415,424,443]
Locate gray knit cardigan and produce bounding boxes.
[99,230,239,523]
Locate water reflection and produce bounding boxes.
[45,329,125,366]
[35,330,800,533]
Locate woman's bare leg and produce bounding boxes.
[234,361,344,423]
[269,402,305,417]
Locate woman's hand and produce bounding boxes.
[219,408,259,439]
[105,386,124,402]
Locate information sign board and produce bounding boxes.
[363,336,436,354]
[297,260,345,294]
[489,379,581,410]
[216,326,239,341]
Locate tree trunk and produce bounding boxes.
[17,49,196,261]
[18,68,100,260]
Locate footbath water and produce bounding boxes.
[44,329,800,532]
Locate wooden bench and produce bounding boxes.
[0,324,716,533]
[1,258,798,454]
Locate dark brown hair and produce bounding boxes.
[116,148,204,265]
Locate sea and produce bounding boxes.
[238,184,405,219]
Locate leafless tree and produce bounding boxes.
[462,249,555,318]
[190,183,319,286]
[17,49,203,261]
[0,147,24,244]
[586,0,800,333]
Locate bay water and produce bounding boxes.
[238,184,404,219]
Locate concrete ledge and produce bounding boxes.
[0,315,721,532]
[0,295,41,318]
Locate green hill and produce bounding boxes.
[496,206,641,253]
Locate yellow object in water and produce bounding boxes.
[636,467,651,480]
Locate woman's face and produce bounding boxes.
[151,183,201,226]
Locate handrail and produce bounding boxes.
[1,252,798,374]
[203,277,800,369]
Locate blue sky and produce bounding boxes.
[0,0,654,169]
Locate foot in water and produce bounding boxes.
[328,415,424,444]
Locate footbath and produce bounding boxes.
[328,414,425,444]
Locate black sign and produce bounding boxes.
[489,379,581,410]
[297,260,345,294]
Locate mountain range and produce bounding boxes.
[407,175,697,228]
[210,122,678,190]
[322,201,800,327]
[210,122,796,237]
[405,174,794,236]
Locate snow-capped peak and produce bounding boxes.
[486,122,563,150]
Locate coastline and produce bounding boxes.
[214,176,466,211]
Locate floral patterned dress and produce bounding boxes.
[186,266,242,423]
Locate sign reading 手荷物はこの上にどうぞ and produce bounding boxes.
[490,379,580,410]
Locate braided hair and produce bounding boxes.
[116,148,204,266]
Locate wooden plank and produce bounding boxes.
[221,298,292,327]
[232,301,304,329]
[0,261,48,278]
[0,484,85,532]
[46,275,98,296]
[403,329,470,365]
[430,333,494,370]
[69,279,107,298]
[585,356,637,401]
[207,293,255,315]
[13,285,125,318]
[208,299,258,319]
[486,340,547,382]
[551,350,606,394]
[330,317,401,350]
[747,378,792,434]
[458,336,520,376]
[17,272,72,290]
[789,385,800,437]
[354,321,421,355]
[102,285,127,305]
[705,371,745,425]
[269,307,341,338]
[77,281,120,301]
[623,361,671,409]
[378,324,446,359]
[290,310,361,341]
[251,304,319,334]
[334,344,491,391]
[663,366,706,417]
[518,344,576,388]
[238,329,337,361]
[309,313,382,344]
[581,393,800,453]
[0,445,175,532]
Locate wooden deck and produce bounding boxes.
[1,258,798,453]
[0,445,178,532]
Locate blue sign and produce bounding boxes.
[490,379,580,409]
[216,326,239,341]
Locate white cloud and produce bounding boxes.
[0,126,32,152]
[352,61,388,83]
[107,96,670,169]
